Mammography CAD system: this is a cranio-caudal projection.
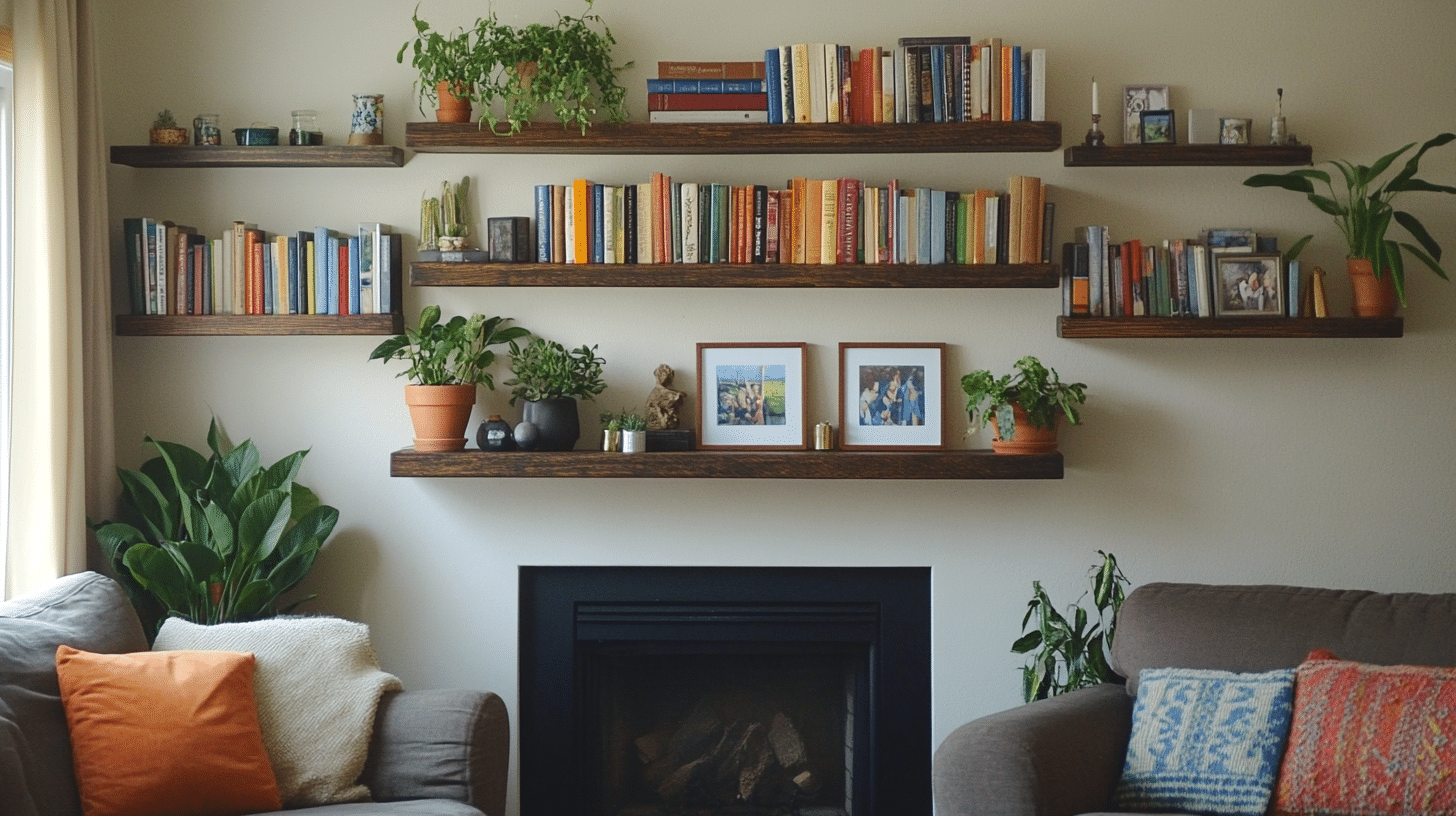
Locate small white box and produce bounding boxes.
[1187,109,1222,144]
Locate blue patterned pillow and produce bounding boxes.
[1113,666,1296,816]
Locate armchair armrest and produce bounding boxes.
[364,689,511,816]
[933,683,1133,816]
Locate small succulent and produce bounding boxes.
[152,109,179,128]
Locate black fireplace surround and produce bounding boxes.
[518,566,931,815]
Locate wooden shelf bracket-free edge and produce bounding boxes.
[1063,143,1313,167]
[115,314,405,336]
[410,262,1059,289]
[1056,316,1403,338]
[109,145,406,168]
[390,449,1064,480]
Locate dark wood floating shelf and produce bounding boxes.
[1063,143,1313,167]
[405,121,1063,154]
[115,314,404,336]
[109,145,406,168]
[390,449,1063,480]
[411,261,1058,288]
[1057,316,1403,338]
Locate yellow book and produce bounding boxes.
[805,179,823,265]
[790,43,812,123]
[571,178,593,264]
[275,235,290,314]
[820,178,838,265]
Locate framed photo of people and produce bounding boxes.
[837,342,947,450]
[696,342,809,449]
[1212,253,1284,316]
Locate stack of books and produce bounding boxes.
[531,174,1050,266]
[646,61,768,123]
[120,218,400,316]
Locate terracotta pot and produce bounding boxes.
[434,81,473,123]
[989,405,1060,455]
[404,384,477,452]
[1348,258,1399,317]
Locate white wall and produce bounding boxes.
[96,1,1456,813]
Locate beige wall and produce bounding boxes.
[96,1,1456,812]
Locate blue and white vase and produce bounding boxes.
[348,94,384,145]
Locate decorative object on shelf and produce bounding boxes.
[349,93,385,145]
[469,0,631,135]
[1122,85,1168,144]
[88,417,339,631]
[1186,109,1221,145]
[1269,88,1290,146]
[837,342,946,451]
[420,176,472,251]
[1212,253,1285,317]
[1138,109,1175,145]
[369,305,529,451]
[1244,132,1456,312]
[814,422,834,451]
[696,342,808,450]
[149,110,189,145]
[513,421,541,451]
[647,429,695,452]
[192,113,221,146]
[961,356,1086,455]
[1012,550,1129,702]
[396,8,478,123]
[233,125,280,146]
[487,216,531,261]
[1084,78,1104,147]
[614,410,648,453]
[505,337,607,451]
[600,412,621,452]
[477,414,516,452]
[1220,118,1251,145]
[644,363,686,430]
[289,109,323,145]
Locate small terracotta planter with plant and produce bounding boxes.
[962,356,1086,455]
[149,109,189,145]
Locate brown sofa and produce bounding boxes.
[932,582,1456,816]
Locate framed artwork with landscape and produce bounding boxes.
[1139,109,1176,144]
[837,342,946,451]
[1122,84,1170,144]
[696,342,808,449]
[1213,253,1284,316]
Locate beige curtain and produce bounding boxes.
[5,0,113,598]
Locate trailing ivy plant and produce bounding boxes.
[505,337,607,403]
[369,304,529,388]
[1012,550,1130,703]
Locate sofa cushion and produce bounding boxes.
[1113,667,1295,816]
[1112,583,1456,695]
[0,572,149,816]
[1273,650,1456,816]
[55,645,282,816]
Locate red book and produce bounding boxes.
[192,243,205,315]
[838,45,853,125]
[646,93,768,111]
[765,190,780,264]
[245,229,264,315]
[337,242,350,315]
[837,178,860,264]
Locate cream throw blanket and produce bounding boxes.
[154,616,403,806]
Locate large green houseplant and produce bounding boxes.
[505,337,607,451]
[1013,551,1130,703]
[90,419,339,632]
[961,356,1086,454]
[1244,132,1456,311]
[397,6,479,122]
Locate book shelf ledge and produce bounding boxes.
[109,145,407,168]
[1056,316,1403,338]
[115,314,405,336]
[410,262,1059,288]
[1063,143,1314,167]
[390,448,1064,480]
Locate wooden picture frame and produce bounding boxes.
[696,342,809,449]
[1212,253,1284,316]
[1122,84,1170,144]
[837,342,947,451]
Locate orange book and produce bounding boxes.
[1000,46,1014,122]
[804,179,824,265]
[243,229,263,315]
[789,178,808,263]
[1006,176,1024,264]
[571,178,594,264]
[778,188,795,264]
[1123,239,1142,316]
[337,240,350,315]
[869,47,883,124]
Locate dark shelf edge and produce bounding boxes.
[390,449,1064,480]
[1056,315,1403,338]
[410,262,1059,289]
[115,314,404,336]
[109,145,406,168]
[1063,143,1313,167]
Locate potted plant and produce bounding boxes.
[599,410,622,451]
[470,0,631,135]
[603,408,647,453]
[149,109,189,145]
[369,305,529,451]
[961,356,1086,455]
[88,419,339,634]
[1013,551,1129,702]
[1244,132,1456,315]
[397,6,478,123]
[505,337,607,451]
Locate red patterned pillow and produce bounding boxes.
[1274,649,1456,816]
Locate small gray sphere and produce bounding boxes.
[513,420,540,451]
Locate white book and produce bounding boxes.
[979,45,992,119]
[218,229,233,315]
[564,186,576,264]
[984,196,1000,265]
[808,43,828,123]
[880,53,895,123]
[1029,49,1046,122]
[210,238,223,315]
[823,43,840,123]
[601,189,617,264]
[648,110,769,123]
[778,47,794,124]
[682,183,700,263]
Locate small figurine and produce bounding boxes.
[644,364,687,431]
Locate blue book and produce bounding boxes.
[287,236,299,315]
[534,185,552,261]
[930,46,946,123]
[929,190,947,264]
[325,233,338,315]
[379,233,398,314]
[313,226,329,314]
[896,193,909,263]
[591,184,605,264]
[348,236,362,315]
[1011,45,1024,121]
[1286,260,1301,317]
[262,243,275,315]
[201,241,212,315]
[646,78,765,93]
[764,48,783,124]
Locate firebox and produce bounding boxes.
[518,566,931,816]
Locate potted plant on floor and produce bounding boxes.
[961,356,1086,455]
[1013,551,1129,702]
[369,305,529,451]
[505,337,607,451]
[397,6,479,123]
[89,419,339,633]
[1244,132,1456,315]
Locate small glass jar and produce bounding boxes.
[192,113,221,146]
[289,109,323,145]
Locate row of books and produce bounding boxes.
[120,218,401,316]
[645,38,1046,125]
[530,175,1050,266]
[1062,228,1301,318]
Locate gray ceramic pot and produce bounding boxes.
[521,398,580,451]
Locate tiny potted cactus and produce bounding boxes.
[149,109,190,145]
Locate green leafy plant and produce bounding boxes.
[369,304,529,387]
[470,0,631,135]
[152,109,178,128]
[89,419,339,630]
[396,5,480,115]
[1244,132,1456,304]
[1012,551,1130,703]
[961,356,1086,440]
[602,408,647,431]
[600,410,623,432]
[505,337,607,403]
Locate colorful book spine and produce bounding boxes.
[645,78,765,94]
[764,49,783,124]
[656,61,766,80]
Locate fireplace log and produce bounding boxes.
[634,728,671,764]
[794,769,821,794]
[737,727,775,802]
[768,712,808,770]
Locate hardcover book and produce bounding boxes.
[657,60,766,79]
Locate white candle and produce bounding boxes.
[1091,79,1098,115]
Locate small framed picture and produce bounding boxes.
[1139,109,1176,144]
[838,343,946,451]
[696,342,808,449]
[1220,117,1252,145]
[1122,84,1170,144]
[1213,253,1284,316]
[1205,228,1258,253]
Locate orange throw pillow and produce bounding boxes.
[55,645,282,816]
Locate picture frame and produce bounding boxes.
[696,342,808,449]
[1122,84,1170,144]
[1220,117,1252,145]
[1139,109,1176,144]
[1212,253,1284,316]
[837,343,946,451]
[1205,228,1258,253]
